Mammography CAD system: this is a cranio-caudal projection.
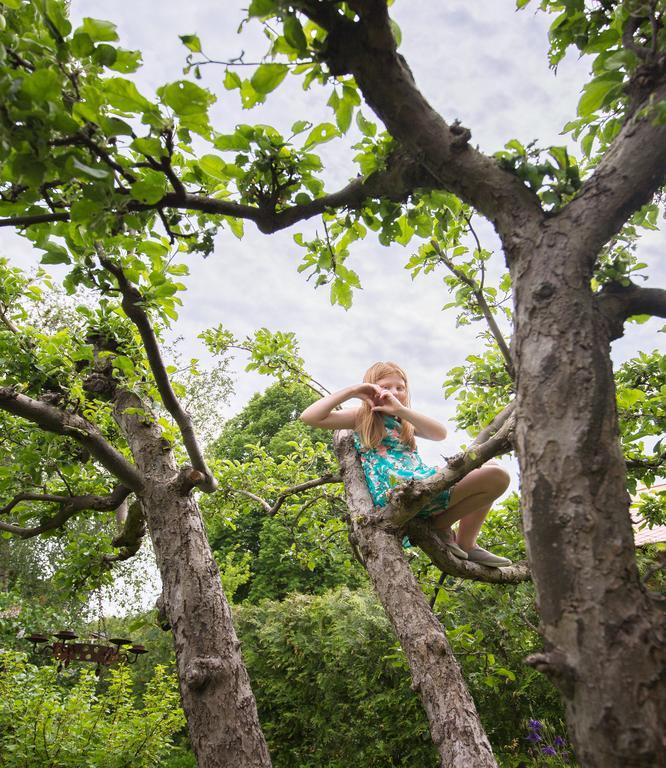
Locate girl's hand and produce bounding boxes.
[353,382,382,407]
[371,389,405,416]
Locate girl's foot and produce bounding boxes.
[445,540,469,559]
[464,546,512,568]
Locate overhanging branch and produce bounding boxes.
[292,0,544,246]
[0,388,144,492]
[0,148,433,233]
[0,485,131,538]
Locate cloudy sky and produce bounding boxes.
[4,0,664,472]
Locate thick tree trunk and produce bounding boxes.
[511,233,666,768]
[114,391,271,768]
[334,431,497,768]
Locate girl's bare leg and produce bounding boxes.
[432,464,510,551]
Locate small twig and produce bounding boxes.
[230,473,342,516]
[430,237,515,380]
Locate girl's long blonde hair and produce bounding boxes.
[356,361,416,450]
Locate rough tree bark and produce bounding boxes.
[112,389,272,768]
[511,228,666,767]
[334,430,498,768]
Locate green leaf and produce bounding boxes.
[355,111,376,137]
[224,216,244,239]
[93,43,118,68]
[109,48,142,74]
[283,15,307,53]
[79,17,119,42]
[159,80,215,115]
[330,278,352,309]
[71,32,94,57]
[250,63,289,95]
[179,34,202,53]
[199,154,228,181]
[223,70,242,90]
[103,77,153,113]
[21,68,62,101]
[43,0,71,37]
[304,122,339,148]
[578,73,623,117]
[40,245,71,265]
[130,171,167,204]
[248,0,276,18]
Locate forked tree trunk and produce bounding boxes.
[114,391,272,768]
[334,431,497,768]
[511,235,666,768]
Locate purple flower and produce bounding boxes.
[553,735,566,748]
[542,745,557,756]
[526,730,542,743]
[528,719,543,731]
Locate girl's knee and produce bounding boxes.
[482,464,510,495]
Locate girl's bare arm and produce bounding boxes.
[299,384,380,430]
[372,391,447,441]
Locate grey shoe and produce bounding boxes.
[445,540,469,560]
[466,547,512,568]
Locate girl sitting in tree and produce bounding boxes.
[300,361,511,567]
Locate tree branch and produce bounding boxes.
[0,211,69,228]
[0,148,434,233]
[0,387,144,492]
[380,413,515,527]
[407,521,530,583]
[0,485,131,539]
[472,400,516,447]
[430,237,515,379]
[104,499,146,563]
[595,280,666,340]
[96,246,217,492]
[557,79,666,260]
[292,1,544,248]
[231,472,342,516]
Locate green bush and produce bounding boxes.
[236,587,438,768]
[0,651,184,768]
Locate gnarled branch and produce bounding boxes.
[557,79,666,260]
[96,246,217,492]
[104,499,146,563]
[381,413,515,527]
[595,280,666,340]
[406,521,530,583]
[0,485,131,538]
[0,388,144,492]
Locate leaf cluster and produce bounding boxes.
[0,651,184,768]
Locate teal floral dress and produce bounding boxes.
[353,415,451,518]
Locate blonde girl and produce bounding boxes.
[300,361,511,567]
